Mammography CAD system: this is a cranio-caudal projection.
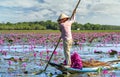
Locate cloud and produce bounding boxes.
[0,0,40,8]
[76,0,120,25]
[0,0,120,25]
[0,0,79,22]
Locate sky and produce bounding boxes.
[0,0,120,26]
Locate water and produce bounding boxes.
[0,32,120,77]
[0,44,120,77]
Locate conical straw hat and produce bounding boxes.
[58,13,69,21]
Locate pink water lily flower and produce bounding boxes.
[39,51,44,58]
[46,56,50,60]
[46,50,50,54]
[8,60,12,66]
[34,52,37,57]
[64,52,83,69]
[71,52,83,69]
[53,51,58,55]
[0,40,4,45]
[102,70,108,74]
[22,63,27,67]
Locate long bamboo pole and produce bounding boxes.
[43,37,61,71]
[70,0,81,19]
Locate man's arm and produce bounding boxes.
[70,0,81,22]
[70,12,75,23]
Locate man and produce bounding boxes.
[57,13,75,67]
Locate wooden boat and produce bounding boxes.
[33,59,120,75]
[48,61,120,74]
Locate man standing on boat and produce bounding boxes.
[56,0,81,68]
[57,13,75,67]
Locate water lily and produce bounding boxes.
[8,60,12,66]
[102,70,108,74]
[34,52,37,57]
[71,52,83,69]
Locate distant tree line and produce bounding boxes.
[0,20,120,30]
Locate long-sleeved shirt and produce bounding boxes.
[59,17,75,40]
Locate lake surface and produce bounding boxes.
[0,33,120,77]
[0,43,120,77]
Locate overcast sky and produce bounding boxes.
[0,0,120,25]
